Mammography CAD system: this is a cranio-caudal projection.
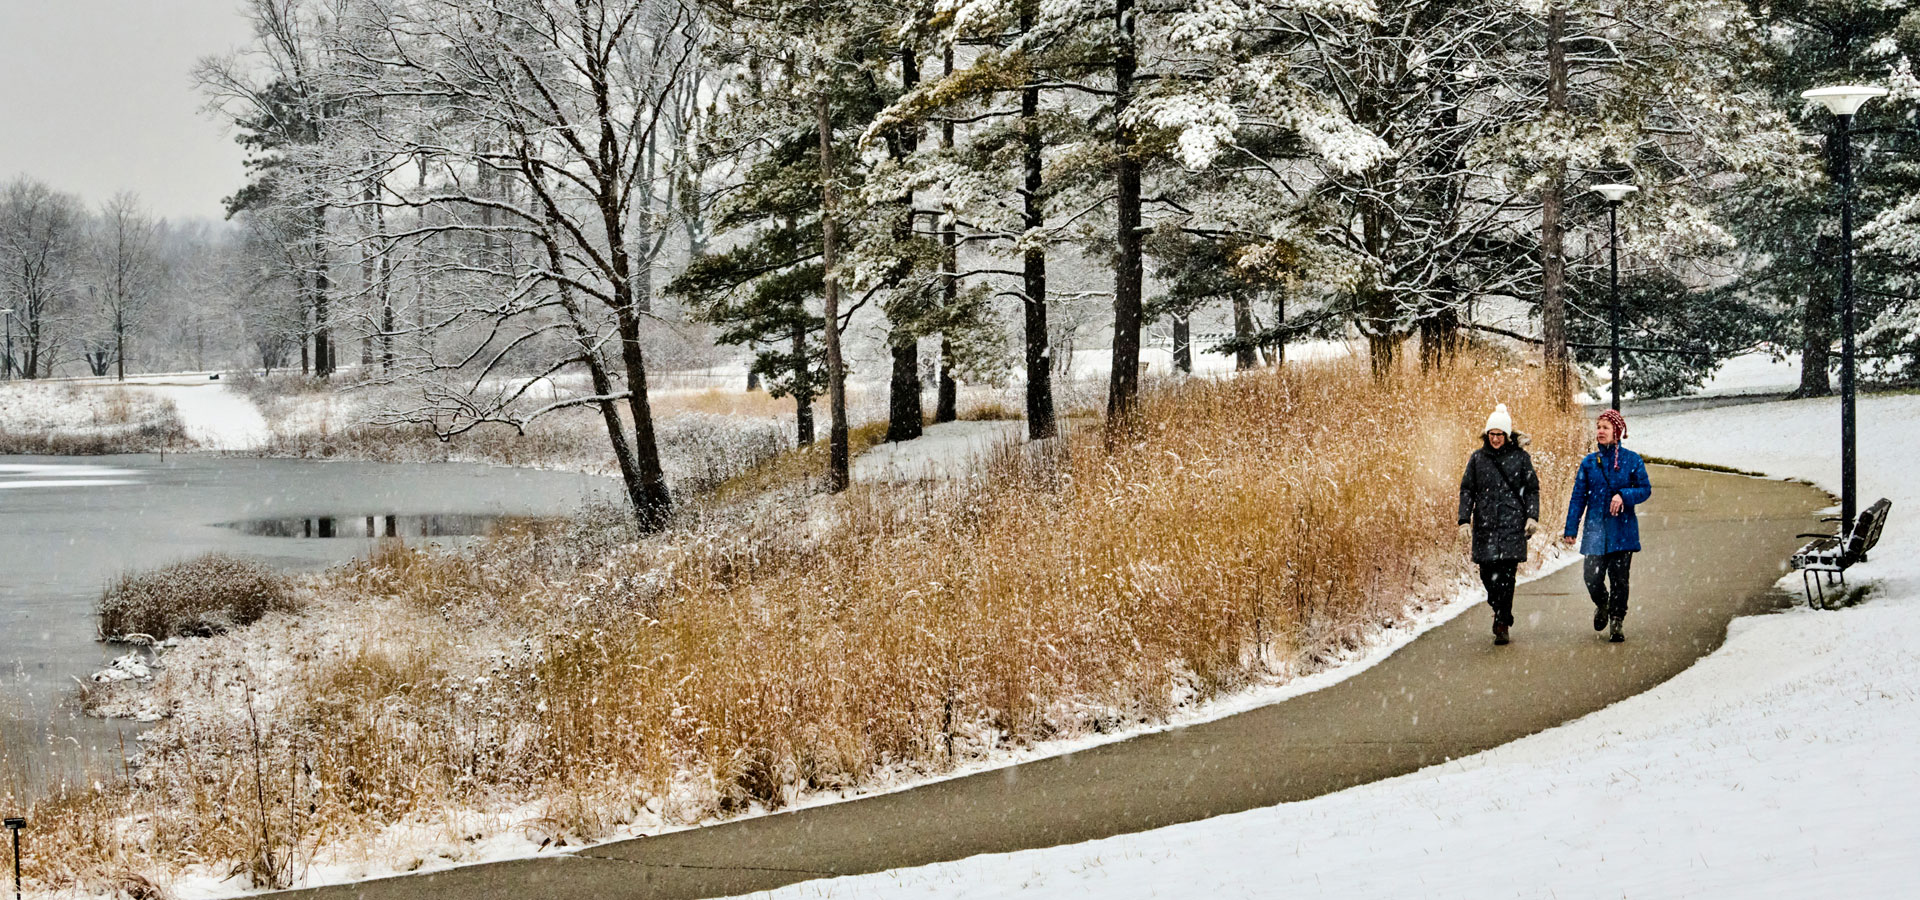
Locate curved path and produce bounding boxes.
[281,465,1822,900]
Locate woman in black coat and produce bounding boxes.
[1458,403,1540,645]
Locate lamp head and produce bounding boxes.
[1801,85,1889,117]
[2,817,22,829]
[1592,183,1638,204]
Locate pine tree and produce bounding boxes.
[1718,0,1919,394]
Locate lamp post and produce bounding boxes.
[1802,84,1887,534]
[4,817,22,900]
[0,309,12,382]
[1592,183,1637,410]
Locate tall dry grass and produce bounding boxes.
[2,355,1583,893]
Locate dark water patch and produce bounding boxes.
[222,513,499,539]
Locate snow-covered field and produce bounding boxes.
[0,379,187,449]
[731,394,1920,900]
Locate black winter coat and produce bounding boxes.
[1457,436,1541,563]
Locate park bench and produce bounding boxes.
[1791,497,1891,609]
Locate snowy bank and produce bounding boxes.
[0,380,189,453]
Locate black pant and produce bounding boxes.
[1479,561,1519,626]
[1584,551,1633,618]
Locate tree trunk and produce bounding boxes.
[1173,314,1192,374]
[888,341,923,442]
[792,320,814,446]
[1271,291,1286,365]
[1796,130,1842,398]
[1021,15,1057,440]
[538,194,661,527]
[1540,5,1571,407]
[615,310,673,528]
[886,47,924,444]
[632,204,655,316]
[935,336,958,423]
[1232,295,1257,371]
[787,322,810,449]
[935,47,960,427]
[313,206,333,379]
[816,90,850,491]
[1369,334,1400,380]
[370,176,394,371]
[1107,0,1144,426]
[299,270,311,376]
[1419,296,1460,372]
[360,228,376,369]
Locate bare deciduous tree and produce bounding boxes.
[0,177,84,379]
[87,192,164,381]
[304,0,704,528]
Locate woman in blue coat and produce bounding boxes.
[1561,408,1652,643]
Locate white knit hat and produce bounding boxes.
[1484,403,1513,435]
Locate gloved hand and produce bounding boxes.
[1458,522,1472,544]
[1525,518,1539,537]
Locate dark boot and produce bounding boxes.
[1593,604,1608,632]
[1493,621,1510,645]
[1608,616,1625,643]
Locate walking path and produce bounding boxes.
[123,377,271,452]
[275,464,1822,900]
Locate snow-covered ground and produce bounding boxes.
[731,394,1920,900]
[0,374,272,452]
[1691,350,1803,397]
[0,380,177,437]
[851,421,1028,482]
[126,380,271,451]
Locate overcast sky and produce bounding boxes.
[0,1,256,223]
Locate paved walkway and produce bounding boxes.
[127,381,271,452]
[280,465,1822,900]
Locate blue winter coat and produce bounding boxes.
[1563,445,1653,555]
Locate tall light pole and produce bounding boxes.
[4,817,22,900]
[0,309,12,382]
[1592,183,1637,410]
[1802,84,1887,534]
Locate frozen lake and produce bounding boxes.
[0,455,613,796]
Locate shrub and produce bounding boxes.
[98,554,296,640]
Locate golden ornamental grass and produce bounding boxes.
[1,354,1583,892]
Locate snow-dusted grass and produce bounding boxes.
[721,394,1920,900]
[0,356,1584,897]
[0,381,190,454]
